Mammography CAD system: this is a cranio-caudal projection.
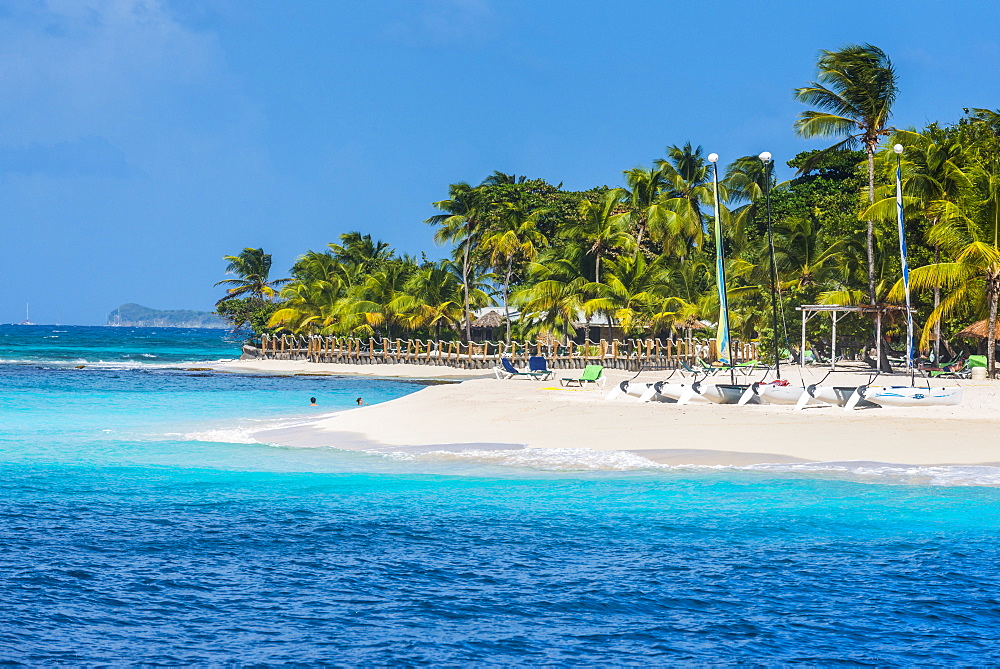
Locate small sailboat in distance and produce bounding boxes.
[17,303,34,325]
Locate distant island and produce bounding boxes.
[107,303,226,328]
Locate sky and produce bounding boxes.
[1,0,998,325]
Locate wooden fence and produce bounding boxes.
[249,334,758,371]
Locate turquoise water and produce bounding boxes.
[3,325,1000,663]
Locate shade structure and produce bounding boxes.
[957,319,1000,339]
[471,310,505,328]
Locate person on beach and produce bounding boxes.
[309,397,317,407]
[356,397,365,406]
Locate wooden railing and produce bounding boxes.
[248,334,759,371]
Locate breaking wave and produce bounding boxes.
[371,447,1000,486]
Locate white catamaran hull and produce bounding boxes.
[656,382,709,404]
[605,380,677,403]
[858,385,963,408]
[695,383,753,405]
[756,384,807,405]
[812,386,878,407]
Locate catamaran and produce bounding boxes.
[842,145,963,409]
[846,384,963,408]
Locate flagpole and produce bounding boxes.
[708,152,731,372]
[894,143,914,372]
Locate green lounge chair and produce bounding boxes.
[560,364,606,388]
[929,354,987,378]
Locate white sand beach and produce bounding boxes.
[226,360,998,467]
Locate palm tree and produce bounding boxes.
[391,262,468,340]
[426,182,487,342]
[863,126,969,359]
[724,155,776,254]
[268,279,344,333]
[794,44,898,311]
[215,247,289,305]
[512,257,593,342]
[481,202,548,341]
[772,213,860,292]
[622,165,672,248]
[480,171,530,185]
[899,219,1000,376]
[562,189,634,284]
[342,258,417,338]
[654,143,718,254]
[894,110,1000,375]
[585,252,686,335]
[328,232,394,273]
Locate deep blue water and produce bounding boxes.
[2,325,1000,664]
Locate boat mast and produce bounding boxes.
[760,151,780,379]
[893,144,914,372]
[708,153,732,375]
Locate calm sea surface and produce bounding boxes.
[2,325,1000,664]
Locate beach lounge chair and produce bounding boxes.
[682,359,719,375]
[494,357,547,380]
[527,355,554,381]
[560,364,606,388]
[943,354,987,378]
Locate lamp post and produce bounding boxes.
[894,143,914,373]
[759,151,780,379]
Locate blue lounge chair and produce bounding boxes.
[527,356,554,380]
[494,357,548,380]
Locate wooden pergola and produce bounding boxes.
[795,304,914,369]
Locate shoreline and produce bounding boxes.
[228,360,998,468]
[212,358,492,380]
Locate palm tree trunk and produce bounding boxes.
[462,239,471,343]
[866,147,889,372]
[989,274,999,379]
[865,149,877,302]
[503,261,513,344]
[933,244,941,362]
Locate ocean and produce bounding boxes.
[2,325,1000,664]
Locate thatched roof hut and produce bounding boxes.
[471,310,505,328]
[957,319,1000,339]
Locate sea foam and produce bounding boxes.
[369,446,1000,486]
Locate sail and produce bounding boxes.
[711,162,731,365]
[895,156,913,367]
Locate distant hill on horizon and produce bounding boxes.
[107,303,226,329]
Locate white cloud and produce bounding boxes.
[0,0,230,146]
[383,0,496,47]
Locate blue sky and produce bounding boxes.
[1,0,998,325]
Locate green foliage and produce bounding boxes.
[214,248,289,304]
[215,298,281,336]
[213,56,1000,373]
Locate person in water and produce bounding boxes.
[309,397,317,407]
[356,397,365,406]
